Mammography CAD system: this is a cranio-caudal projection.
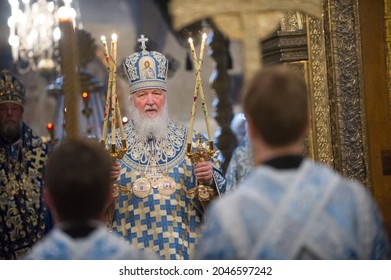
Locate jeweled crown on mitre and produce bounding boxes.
[123,34,168,94]
[0,70,25,107]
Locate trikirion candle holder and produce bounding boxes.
[100,33,127,160]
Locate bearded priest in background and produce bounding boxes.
[109,35,226,260]
[0,70,51,259]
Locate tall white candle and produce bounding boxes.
[187,37,199,145]
[110,34,117,145]
[101,36,112,143]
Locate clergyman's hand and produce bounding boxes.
[111,160,121,182]
[194,161,213,184]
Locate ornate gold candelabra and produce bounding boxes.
[100,34,128,230]
[186,33,216,202]
[100,34,127,159]
[187,135,216,201]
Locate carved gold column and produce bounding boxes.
[306,15,334,166]
[323,0,370,187]
[261,11,334,167]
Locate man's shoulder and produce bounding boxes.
[23,123,50,151]
[299,159,371,202]
[167,120,188,136]
[96,227,159,259]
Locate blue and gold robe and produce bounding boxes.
[225,136,253,193]
[195,159,390,259]
[111,120,226,260]
[0,123,51,259]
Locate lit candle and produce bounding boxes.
[101,35,112,144]
[187,37,198,145]
[198,76,212,142]
[47,122,54,134]
[199,33,207,66]
[101,36,110,67]
[188,37,198,67]
[58,6,80,140]
[115,97,126,140]
[110,33,118,145]
[196,33,212,140]
[111,34,125,141]
[47,122,55,143]
[188,35,212,142]
[111,33,118,67]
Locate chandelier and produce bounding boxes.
[7,0,81,78]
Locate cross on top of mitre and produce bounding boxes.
[138,34,149,51]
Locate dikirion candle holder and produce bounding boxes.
[187,135,216,202]
[186,33,216,202]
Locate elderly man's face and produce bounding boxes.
[133,88,166,118]
[0,103,23,141]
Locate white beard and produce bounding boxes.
[128,98,169,141]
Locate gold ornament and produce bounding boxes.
[157,175,177,196]
[132,177,151,198]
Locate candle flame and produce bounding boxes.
[202,33,207,40]
[111,33,118,41]
[101,35,106,42]
[188,37,193,44]
[57,6,73,22]
[47,122,54,131]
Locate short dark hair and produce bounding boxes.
[242,65,308,147]
[45,139,112,222]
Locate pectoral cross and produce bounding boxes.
[147,160,162,188]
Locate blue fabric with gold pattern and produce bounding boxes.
[225,136,254,193]
[0,123,51,259]
[110,121,226,260]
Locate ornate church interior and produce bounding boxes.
[1,0,391,241]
